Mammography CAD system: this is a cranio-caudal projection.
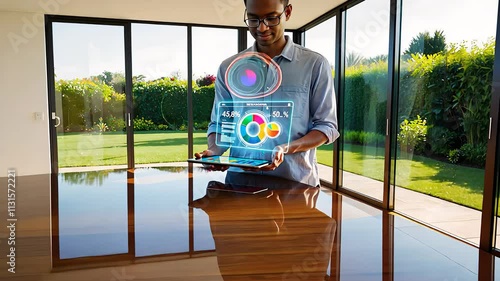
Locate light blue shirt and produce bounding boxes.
[208,36,339,186]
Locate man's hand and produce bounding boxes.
[243,145,285,172]
[194,149,229,171]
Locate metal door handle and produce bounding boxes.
[52,112,60,127]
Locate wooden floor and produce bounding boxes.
[0,168,497,280]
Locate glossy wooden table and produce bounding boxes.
[0,166,496,281]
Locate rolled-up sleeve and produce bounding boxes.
[309,57,340,144]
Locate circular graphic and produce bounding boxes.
[238,113,267,146]
[225,52,282,99]
[241,69,257,87]
[265,122,281,139]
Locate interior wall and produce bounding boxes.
[0,10,51,177]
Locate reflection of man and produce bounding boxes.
[191,172,336,280]
[195,0,339,187]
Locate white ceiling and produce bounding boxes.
[0,0,347,29]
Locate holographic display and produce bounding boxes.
[216,101,294,153]
[225,52,281,99]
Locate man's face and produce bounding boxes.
[245,0,290,48]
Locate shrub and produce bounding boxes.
[133,117,156,131]
[410,39,494,146]
[397,115,428,153]
[344,61,388,135]
[196,74,216,87]
[93,117,109,133]
[157,124,169,130]
[447,149,462,164]
[343,130,385,146]
[459,143,487,166]
[426,126,460,156]
[133,78,216,130]
[56,78,125,132]
[106,116,126,132]
[194,121,210,130]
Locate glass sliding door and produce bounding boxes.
[305,17,336,185]
[192,27,238,156]
[395,0,497,245]
[131,24,190,256]
[342,0,390,202]
[51,22,129,259]
[131,24,188,165]
[192,27,238,251]
[53,23,127,169]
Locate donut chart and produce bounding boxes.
[265,122,281,138]
[239,113,267,146]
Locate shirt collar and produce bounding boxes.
[250,35,294,61]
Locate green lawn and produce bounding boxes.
[57,131,209,167]
[319,143,484,210]
[58,131,485,210]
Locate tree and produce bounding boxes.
[404,30,446,57]
[365,54,388,64]
[96,71,113,85]
[345,52,365,67]
[92,71,126,93]
[133,75,146,83]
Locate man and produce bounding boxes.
[196,0,339,187]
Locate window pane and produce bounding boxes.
[52,22,129,259]
[342,0,390,201]
[305,17,336,184]
[192,27,238,251]
[132,24,188,164]
[395,0,497,246]
[53,23,127,169]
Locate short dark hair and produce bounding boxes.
[243,0,289,8]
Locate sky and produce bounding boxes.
[53,0,499,81]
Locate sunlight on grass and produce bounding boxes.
[317,143,484,210]
[57,131,208,167]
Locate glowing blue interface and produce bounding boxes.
[216,101,294,153]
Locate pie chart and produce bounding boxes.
[239,113,267,146]
[265,122,281,138]
[240,69,257,87]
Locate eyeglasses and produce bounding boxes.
[244,5,289,28]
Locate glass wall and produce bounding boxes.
[395,0,498,245]
[192,27,238,155]
[132,24,188,165]
[52,22,129,259]
[192,27,238,251]
[53,23,127,169]
[305,17,336,184]
[342,0,390,201]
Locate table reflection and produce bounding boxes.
[191,172,337,280]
